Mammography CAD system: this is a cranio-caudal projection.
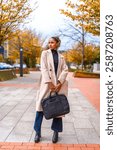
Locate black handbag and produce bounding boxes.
[41,92,70,120]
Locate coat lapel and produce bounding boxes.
[57,52,62,78]
[47,49,62,79]
[47,49,55,73]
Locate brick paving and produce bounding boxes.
[0,71,100,149]
[0,142,100,150]
[68,73,100,112]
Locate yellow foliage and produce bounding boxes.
[63,49,82,65]
[0,54,4,62]
[84,44,100,64]
[63,43,100,65]
[0,0,33,46]
[8,30,42,63]
[60,0,100,36]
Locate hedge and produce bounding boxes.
[0,69,17,81]
[73,71,100,78]
[15,68,29,74]
[29,68,40,71]
[68,68,77,72]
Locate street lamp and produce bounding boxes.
[20,47,23,77]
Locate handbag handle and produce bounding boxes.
[50,91,58,97]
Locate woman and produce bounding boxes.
[34,37,68,143]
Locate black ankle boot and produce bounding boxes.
[52,131,58,143]
[34,133,40,143]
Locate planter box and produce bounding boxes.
[0,69,17,81]
[29,68,40,71]
[15,68,30,74]
[73,71,100,78]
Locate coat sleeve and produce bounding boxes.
[58,56,68,84]
[41,51,51,83]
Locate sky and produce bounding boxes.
[25,0,99,50]
[24,0,71,50]
[27,0,67,34]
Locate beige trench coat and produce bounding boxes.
[36,49,68,112]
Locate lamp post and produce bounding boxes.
[20,47,23,77]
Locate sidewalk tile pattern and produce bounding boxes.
[0,72,100,145]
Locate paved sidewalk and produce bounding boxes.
[68,73,100,112]
[0,71,100,145]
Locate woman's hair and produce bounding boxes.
[51,36,61,48]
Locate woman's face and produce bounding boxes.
[48,38,57,50]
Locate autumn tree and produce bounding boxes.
[63,49,82,66]
[0,0,35,46]
[8,29,42,67]
[60,0,100,70]
[0,54,4,62]
[84,44,100,65]
[60,0,100,36]
[63,43,100,70]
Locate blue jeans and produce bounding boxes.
[34,111,63,135]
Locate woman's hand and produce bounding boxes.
[55,81,62,93]
[48,82,56,92]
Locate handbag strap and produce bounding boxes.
[50,91,58,97]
